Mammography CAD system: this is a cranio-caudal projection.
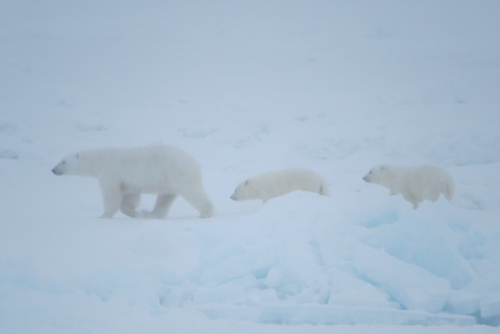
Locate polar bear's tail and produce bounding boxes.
[319,182,330,196]
[444,178,455,202]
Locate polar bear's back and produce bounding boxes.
[123,145,200,171]
[274,168,327,192]
[92,145,203,193]
[255,168,329,200]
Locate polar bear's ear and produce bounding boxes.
[380,165,386,171]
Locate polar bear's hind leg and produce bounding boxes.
[140,194,177,219]
[181,190,214,218]
[120,193,141,218]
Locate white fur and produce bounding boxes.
[52,145,214,219]
[363,164,455,209]
[230,168,329,203]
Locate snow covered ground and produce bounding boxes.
[1,0,500,333]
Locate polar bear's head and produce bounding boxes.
[51,152,82,176]
[362,165,388,184]
[230,179,259,201]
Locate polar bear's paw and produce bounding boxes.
[138,210,164,219]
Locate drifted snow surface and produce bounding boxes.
[1,1,500,333]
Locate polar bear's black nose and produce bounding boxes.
[52,167,62,175]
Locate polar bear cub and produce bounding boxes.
[52,145,214,219]
[363,164,454,209]
[230,168,329,203]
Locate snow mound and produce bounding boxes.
[89,192,494,326]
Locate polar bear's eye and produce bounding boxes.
[245,180,249,186]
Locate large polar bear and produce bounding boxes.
[52,145,214,219]
[230,168,329,203]
[363,164,454,209]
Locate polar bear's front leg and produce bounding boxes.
[99,179,121,218]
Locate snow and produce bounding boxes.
[1,0,500,333]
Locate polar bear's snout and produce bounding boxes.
[363,175,373,183]
[52,159,70,175]
[52,166,63,175]
[230,192,238,201]
[362,172,372,182]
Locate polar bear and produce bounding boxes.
[230,168,329,203]
[52,145,214,219]
[362,164,454,209]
